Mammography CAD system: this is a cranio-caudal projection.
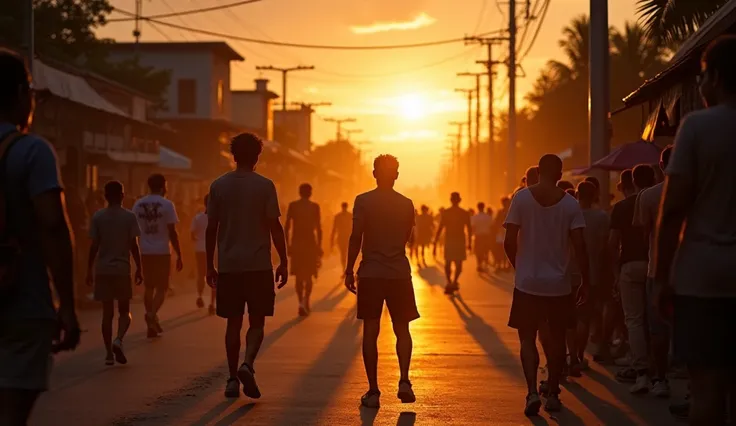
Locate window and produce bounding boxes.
[177,79,197,114]
[216,79,224,113]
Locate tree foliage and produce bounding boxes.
[0,0,169,101]
[637,0,728,44]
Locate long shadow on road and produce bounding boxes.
[312,281,351,312]
[273,306,361,426]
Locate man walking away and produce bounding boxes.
[633,146,673,398]
[610,165,655,393]
[433,192,472,294]
[654,36,736,426]
[206,133,288,400]
[87,181,143,365]
[331,202,352,273]
[344,154,419,409]
[133,174,183,338]
[414,205,435,266]
[0,49,81,425]
[504,154,589,415]
[192,194,215,315]
[286,183,322,316]
[471,202,493,272]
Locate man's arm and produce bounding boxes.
[270,218,289,288]
[345,200,364,274]
[655,176,692,284]
[466,213,473,250]
[330,215,337,247]
[167,224,183,260]
[571,228,591,292]
[284,204,293,248]
[315,205,323,252]
[205,216,219,271]
[503,224,519,269]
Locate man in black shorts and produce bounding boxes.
[286,183,322,316]
[206,133,288,399]
[504,154,589,415]
[345,154,419,409]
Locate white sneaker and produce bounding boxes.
[629,375,650,394]
[651,380,671,398]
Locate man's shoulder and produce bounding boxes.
[641,183,663,200]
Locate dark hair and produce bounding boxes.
[565,188,576,197]
[619,169,634,191]
[341,202,348,209]
[525,166,540,186]
[203,193,209,208]
[661,145,673,169]
[231,133,263,165]
[147,173,166,192]
[0,49,30,114]
[576,181,597,203]
[104,180,124,203]
[702,35,736,94]
[373,154,399,180]
[299,183,312,197]
[477,202,485,212]
[557,180,574,191]
[538,154,563,180]
[451,192,461,203]
[584,176,600,189]
[633,164,656,188]
[421,204,429,212]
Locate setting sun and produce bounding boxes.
[396,93,427,121]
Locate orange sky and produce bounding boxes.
[100,0,639,189]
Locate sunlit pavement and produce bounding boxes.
[32,256,685,426]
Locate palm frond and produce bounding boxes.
[636,0,728,44]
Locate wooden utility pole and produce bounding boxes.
[323,117,356,142]
[256,65,315,110]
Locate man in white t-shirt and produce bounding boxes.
[132,174,183,338]
[504,154,590,415]
[471,202,493,272]
[191,194,214,314]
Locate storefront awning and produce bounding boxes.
[106,150,160,164]
[159,146,192,170]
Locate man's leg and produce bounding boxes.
[117,299,132,341]
[102,301,114,358]
[619,263,649,378]
[143,287,154,316]
[453,260,463,283]
[363,319,381,391]
[0,389,41,426]
[546,320,568,397]
[689,366,727,426]
[304,277,314,312]
[393,321,413,383]
[295,277,305,306]
[243,315,265,368]
[518,328,540,396]
[444,261,452,284]
[225,317,244,378]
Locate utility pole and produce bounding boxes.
[23,0,34,73]
[344,128,363,142]
[256,65,315,110]
[508,0,518,193]
[452,83,473,200]
[590,0,611,206]
[324,117,356,142]
[291,101,332,113]
[449,121,464,192]
[133,0,142,47]
[457,72,484,201]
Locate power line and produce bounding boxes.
[111,7,507,50]
[518,0,551,61]
[146,21,173,41]
[108,0,264,22]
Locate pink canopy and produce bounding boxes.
[575,140,662,174]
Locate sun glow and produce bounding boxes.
[396,93,427,121]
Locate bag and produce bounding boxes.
[0,130,26,294]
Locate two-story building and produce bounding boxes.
[108,41,245,180]
[231,78,279,140]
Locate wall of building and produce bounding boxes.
[231,92,266,134]
[274,109,311,152]
[210,56,232,121]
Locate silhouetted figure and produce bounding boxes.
[0,49,80,425]
[191,194,215,314]
[331,202,352,273]
[556,180,574,192]
[503,154,589,415]
[434,192,472,294]
[286,183,322,316]
[205,132,288,399]
[492,197,511,270]
[654,36,736,426]
[471,202,493,272]
[133,174,183,338]
[86,181,143,366]
[415,205,435,266]
[344,154,419,408]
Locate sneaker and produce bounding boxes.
[153,314,163,334]
[524,393,542,416]
[568,363,583,378]
[112,338,128,365]
[538,380,549,397]
[444,284,454,295]
[397,380,416,403]
[651,379,671,398]
[629,374,650,394]
[361,389,381,408]
[224,377,240,398]
[196,297,205,308]
[298,305,308,317]
[146,328,159,338]
[208,305,216,316]
[544,394,562,412]
[105,355,114,366]
[615,367,637,383]
[237,363,261,399]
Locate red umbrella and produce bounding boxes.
[574,140,662,174]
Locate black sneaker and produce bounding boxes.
[112,338,127,365]
[397,380,416,403]
[237,363,261,399]
[545,394,562,412]
[524,393,541,416]
[361,389,381,408]
[224,377,240,398]
[196,297,205,308]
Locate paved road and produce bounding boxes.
[32,256,685,425]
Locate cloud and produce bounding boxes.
[350,13,437,35]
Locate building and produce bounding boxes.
[274,104,313,153]
[231,78,279,140]
[107,41,245,179]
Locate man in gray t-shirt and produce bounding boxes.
[205,133,288,400]
[654,36,736,426]
[345,154,418,409]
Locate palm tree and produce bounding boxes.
[637,0,728,44]
[547,15,589,82]
[610,22,666,79]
